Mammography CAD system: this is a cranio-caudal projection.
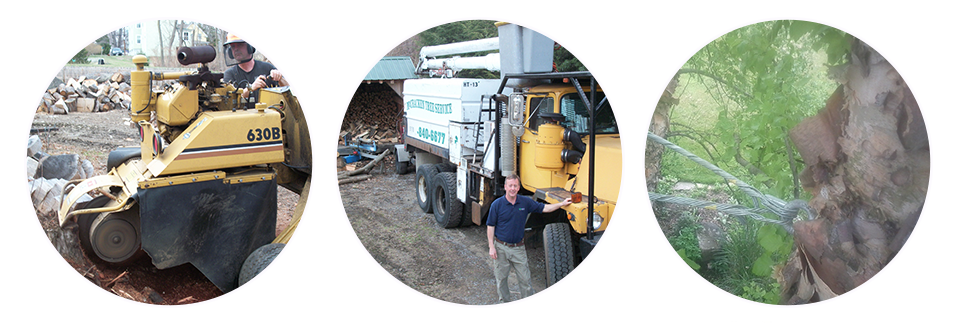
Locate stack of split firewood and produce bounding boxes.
[339,122,400,145]
[38,72,131,114]
[340,84,403,136]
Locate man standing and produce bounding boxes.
[487,174,571,303]
[222,33,287,103]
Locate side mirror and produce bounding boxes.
[508,93,525,136]
[508,93,524,124]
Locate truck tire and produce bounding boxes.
[436,162,456,173]
[543,222,575,287]
[237,243,304,306]
[460,201,474,227]
[416,164,438,213]
[395,154,409,175]
[431,171,463,228]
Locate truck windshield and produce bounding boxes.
[560,92,618,135]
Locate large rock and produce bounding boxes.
[36,154,94,180]
[37,154,79,180]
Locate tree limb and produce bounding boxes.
[677,68,754,99]
[337,148,392,179]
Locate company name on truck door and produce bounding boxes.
[406,99,453,115]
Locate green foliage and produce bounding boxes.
[668,213,702,270]
[418,20,499,47]
[660,22,828,304]
[708,219,792,304]
[713,220,763,284]
[740,281,781,304]
[554,46,586,72]
[66,36,90,64]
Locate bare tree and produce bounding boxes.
[107,28,127,52]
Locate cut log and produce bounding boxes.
[338,174,372,185]
[76,98,95,113]
[51,98,68,114]
[337,147,392,178]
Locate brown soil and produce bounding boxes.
[30,110,299,305]
[339,162,548,305]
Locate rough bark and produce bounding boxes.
[780,38,928,304]
[646,74,678,193]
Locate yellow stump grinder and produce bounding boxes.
[57,45,311,292]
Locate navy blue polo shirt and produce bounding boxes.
[486,195,544,244]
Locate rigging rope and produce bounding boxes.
[647,132,815,233]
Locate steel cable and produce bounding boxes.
[647,132,815,233]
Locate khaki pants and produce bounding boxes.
[494,242,534,303]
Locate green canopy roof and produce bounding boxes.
[337,56,417,82]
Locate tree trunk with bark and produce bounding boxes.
[780,38,928,304]
[645,17,684,191]
[644,17,694,308]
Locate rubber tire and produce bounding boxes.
[460,200,474,227]
[431,171,463,228]
[415,164,439,213]
[543,222,575,287]
[395,154,409,175]
[237,243,304,306]
[436,162,456,173]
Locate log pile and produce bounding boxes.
[340,83,403,142]
[339,122,400,145]
[37,72,131,114]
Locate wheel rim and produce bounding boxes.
[90,212,140,263]
[434,185,447,217]
[418,175,428,202]
[270,270,303,305]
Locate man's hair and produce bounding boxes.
[504,173,520,183]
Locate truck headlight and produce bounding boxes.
[592,212,604,230]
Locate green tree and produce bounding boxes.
[66,36,90,64]
[652,20,928,305]
[652,20,844,304]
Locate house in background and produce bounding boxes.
[127,20,213,58]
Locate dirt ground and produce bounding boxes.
[339,165,548,305]
[29,110,300,305]
[30,109,551,305]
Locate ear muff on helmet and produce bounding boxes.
[223,25,257,62]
